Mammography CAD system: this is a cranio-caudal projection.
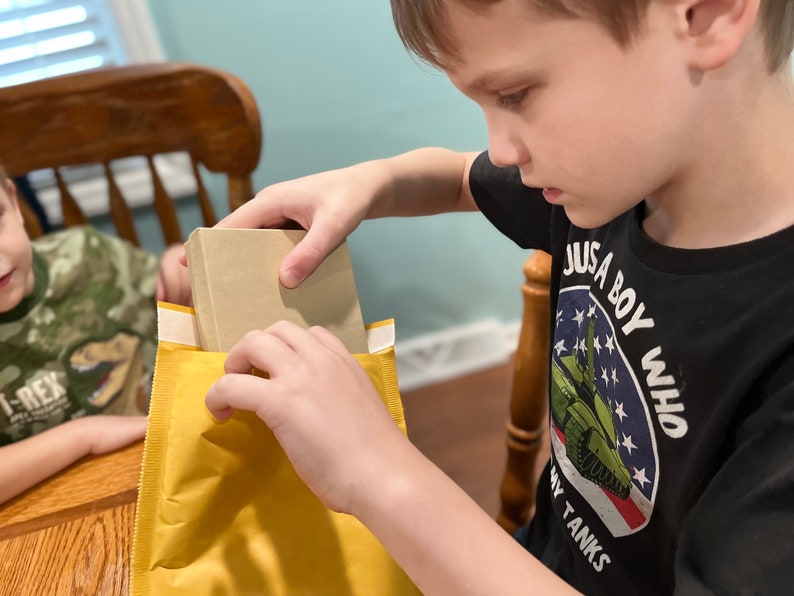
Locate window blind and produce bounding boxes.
[0,0,197,227]
[0,0,127,88]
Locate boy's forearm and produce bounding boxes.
[364,148,480,219]
[0,419,91,505]
[353,442,579,596]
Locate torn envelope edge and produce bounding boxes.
[154,301,395,354]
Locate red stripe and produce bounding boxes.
[552,424,646,530]
[602,486,646,529]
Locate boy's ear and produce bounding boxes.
[677,0,760,70]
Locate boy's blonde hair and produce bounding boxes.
[392,0,794,72]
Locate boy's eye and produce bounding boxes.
[497,88,530,109]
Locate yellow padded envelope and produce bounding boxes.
[131,303,419,595]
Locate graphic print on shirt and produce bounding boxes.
[0,330,143,442]
[551,286,658,537]
[67,330,142,408]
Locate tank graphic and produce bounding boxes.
[551,315,632,499]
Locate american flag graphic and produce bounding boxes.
[551,286,658,537]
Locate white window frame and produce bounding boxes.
[108,0,163,63]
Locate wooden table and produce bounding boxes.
[0,441,144,595]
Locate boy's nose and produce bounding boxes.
[486,117,530,169]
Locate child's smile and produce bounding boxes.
[0,270,13,291]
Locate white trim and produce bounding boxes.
[108,0,165,63]
[394,318,521,391]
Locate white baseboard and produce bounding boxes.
[394,318,521,391]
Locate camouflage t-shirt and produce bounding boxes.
[0,226,158,446]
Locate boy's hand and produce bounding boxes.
[215,163,385,288]
[205,320,408,514]
[157,244,193,306]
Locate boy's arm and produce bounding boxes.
[205,322,579,595]
[217,148,480,288]
[0,416,147,505]
[364,147,481,218]
[355,436,580,595]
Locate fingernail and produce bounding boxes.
[282,267,302,288]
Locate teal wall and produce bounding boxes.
[145,0,530,339]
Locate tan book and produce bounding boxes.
[185,228,368,353]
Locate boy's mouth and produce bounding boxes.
[542,187,563,203]
[0,270,13,290]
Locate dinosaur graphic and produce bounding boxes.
[68,331,142,409]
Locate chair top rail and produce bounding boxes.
[0,62,261,178]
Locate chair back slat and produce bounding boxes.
[104,162,140,246]
[147,155,182,245]
[228,175,254,213]
[54,169,88,228]
[191,157,217,228]
[19,197,44,239]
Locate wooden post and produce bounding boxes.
[497,250,552,534]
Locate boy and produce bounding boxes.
[0,169,191,505]
[203,0,794,593]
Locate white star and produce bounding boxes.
[593,335,602,354]
[587,304,596,318]
[578,338,587,353]
[573,309,585,327]
[632,467,650,489]
[611,367,619,386]
[615,401,627,422]
[554,339,566,355]
[621,432,636,455]
[601,367,609,384]
[605,334,615,354]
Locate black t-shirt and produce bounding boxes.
[470,151,794,595]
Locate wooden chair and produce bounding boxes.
[497,250,553,534]
[0,62,262,245]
